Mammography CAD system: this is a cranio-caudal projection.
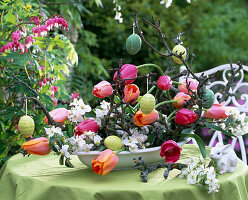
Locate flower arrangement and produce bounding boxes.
[19,14,247,193]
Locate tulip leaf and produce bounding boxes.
[181,133,206,159]
[59,155,64,165]
[204,122,234,137]
[65,158,74,168]
[181,126,194,134]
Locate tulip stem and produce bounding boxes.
[167,109,179,121]
[168,116,175,122]
[137,64,164,76]
[133,85,156,111]
[155,100,177,109]
[166,90,171,100]
[172,81,181,85]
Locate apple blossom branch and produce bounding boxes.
[133,157,187,182]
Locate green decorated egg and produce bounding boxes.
[18,115,35,138]
[202,89,215,109]
[172,45,187,64]
[104,136,123,151]
[126,34,142,55]
[140,94,156,114]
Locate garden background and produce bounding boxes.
[1,0,248,168]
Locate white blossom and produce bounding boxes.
[45,126,63,138]
[61,145,70,158]
[94,135,102,145]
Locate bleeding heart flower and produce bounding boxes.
[93,81,113,98]
[113,64,138,85]
[175,108,198,125]
[157,75,172,90]
[92,149,118,176]
[22,137,51,155]
[133,109,159,127]
[123,84,140,104]
[204,102,228,119]
[179,78,199,94]
[173,92,191,109]
[44,108,69,125]
[74,119,99,136]
[160,140,182,163]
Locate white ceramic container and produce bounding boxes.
[75,138,190,170]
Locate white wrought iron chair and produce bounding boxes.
[180,64,248,164]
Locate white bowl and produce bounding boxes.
[74,139,190,170]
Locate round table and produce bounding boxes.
[0,144,248,200]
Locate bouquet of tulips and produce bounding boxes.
[21,16,243,177]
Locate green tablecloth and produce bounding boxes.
[0,144,248,200]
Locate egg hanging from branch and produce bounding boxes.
[140,94,156,114]
[172,45,187,64]
[126,34,142,55]
[18,115,35,138]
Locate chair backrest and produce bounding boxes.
[180,64,248,164]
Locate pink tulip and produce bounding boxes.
[204,103,228,119]
[173,92,191,109]
[44,108,69,125]
[157,75,172,90]
[113,64,138,85]
[175,108,198,125]
[123,84,140,104]
[93,81,113,98]
[179,78,199,94]
[22,137,51,155]
[74,119,99,136]
[160,140,182,163]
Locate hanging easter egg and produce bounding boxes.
[104,136,123,151]
[18,115,35,138]
[126,34,142,55]
[140,94,156,114]
[202,89,215,109]
[172,45,187,64]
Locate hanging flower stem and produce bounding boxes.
[137,63,164,76]
[155,100,177,109]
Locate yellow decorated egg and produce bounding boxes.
[172,45,187,64]
[18,115,35,138]
[104,136,123,151]
[140,94,156,114]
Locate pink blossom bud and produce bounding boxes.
[157,75,172,90]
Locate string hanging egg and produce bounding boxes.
[140,94,156,114]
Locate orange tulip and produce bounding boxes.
[44,108,69,125]
[92,149,118,176]
[123,84,140,104]
[133,109,159,127]
[22,137,51,155]
[172,92,191,109]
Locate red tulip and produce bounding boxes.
[71,92,79,100]
[133,109,159,127]
[204,103,228,119]
[113,64,138,85]
[179,78,199,94]
[44,108,69,125]
[92,149,118,176]
[157,75,172,90]
[22,137,51,155]
[175,108,198,125]
[93,81,113,98]
[173,92,191,109]
[74,119,99,136]
[160,140,182,163]
[123,84,140,104]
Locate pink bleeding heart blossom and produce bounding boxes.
[160,140,182,163]
[93,81,113,98]
[46,16,68,31]
[204,102,228,119]
[113,64,138,85]
[157,75,172,90]
[52,86,58,93]
[74,119,99,136]
[71,92,79,100]
[30,16,41,24]
[25,36,34,52]
[12,30,22,41]
[179,78,199,94]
